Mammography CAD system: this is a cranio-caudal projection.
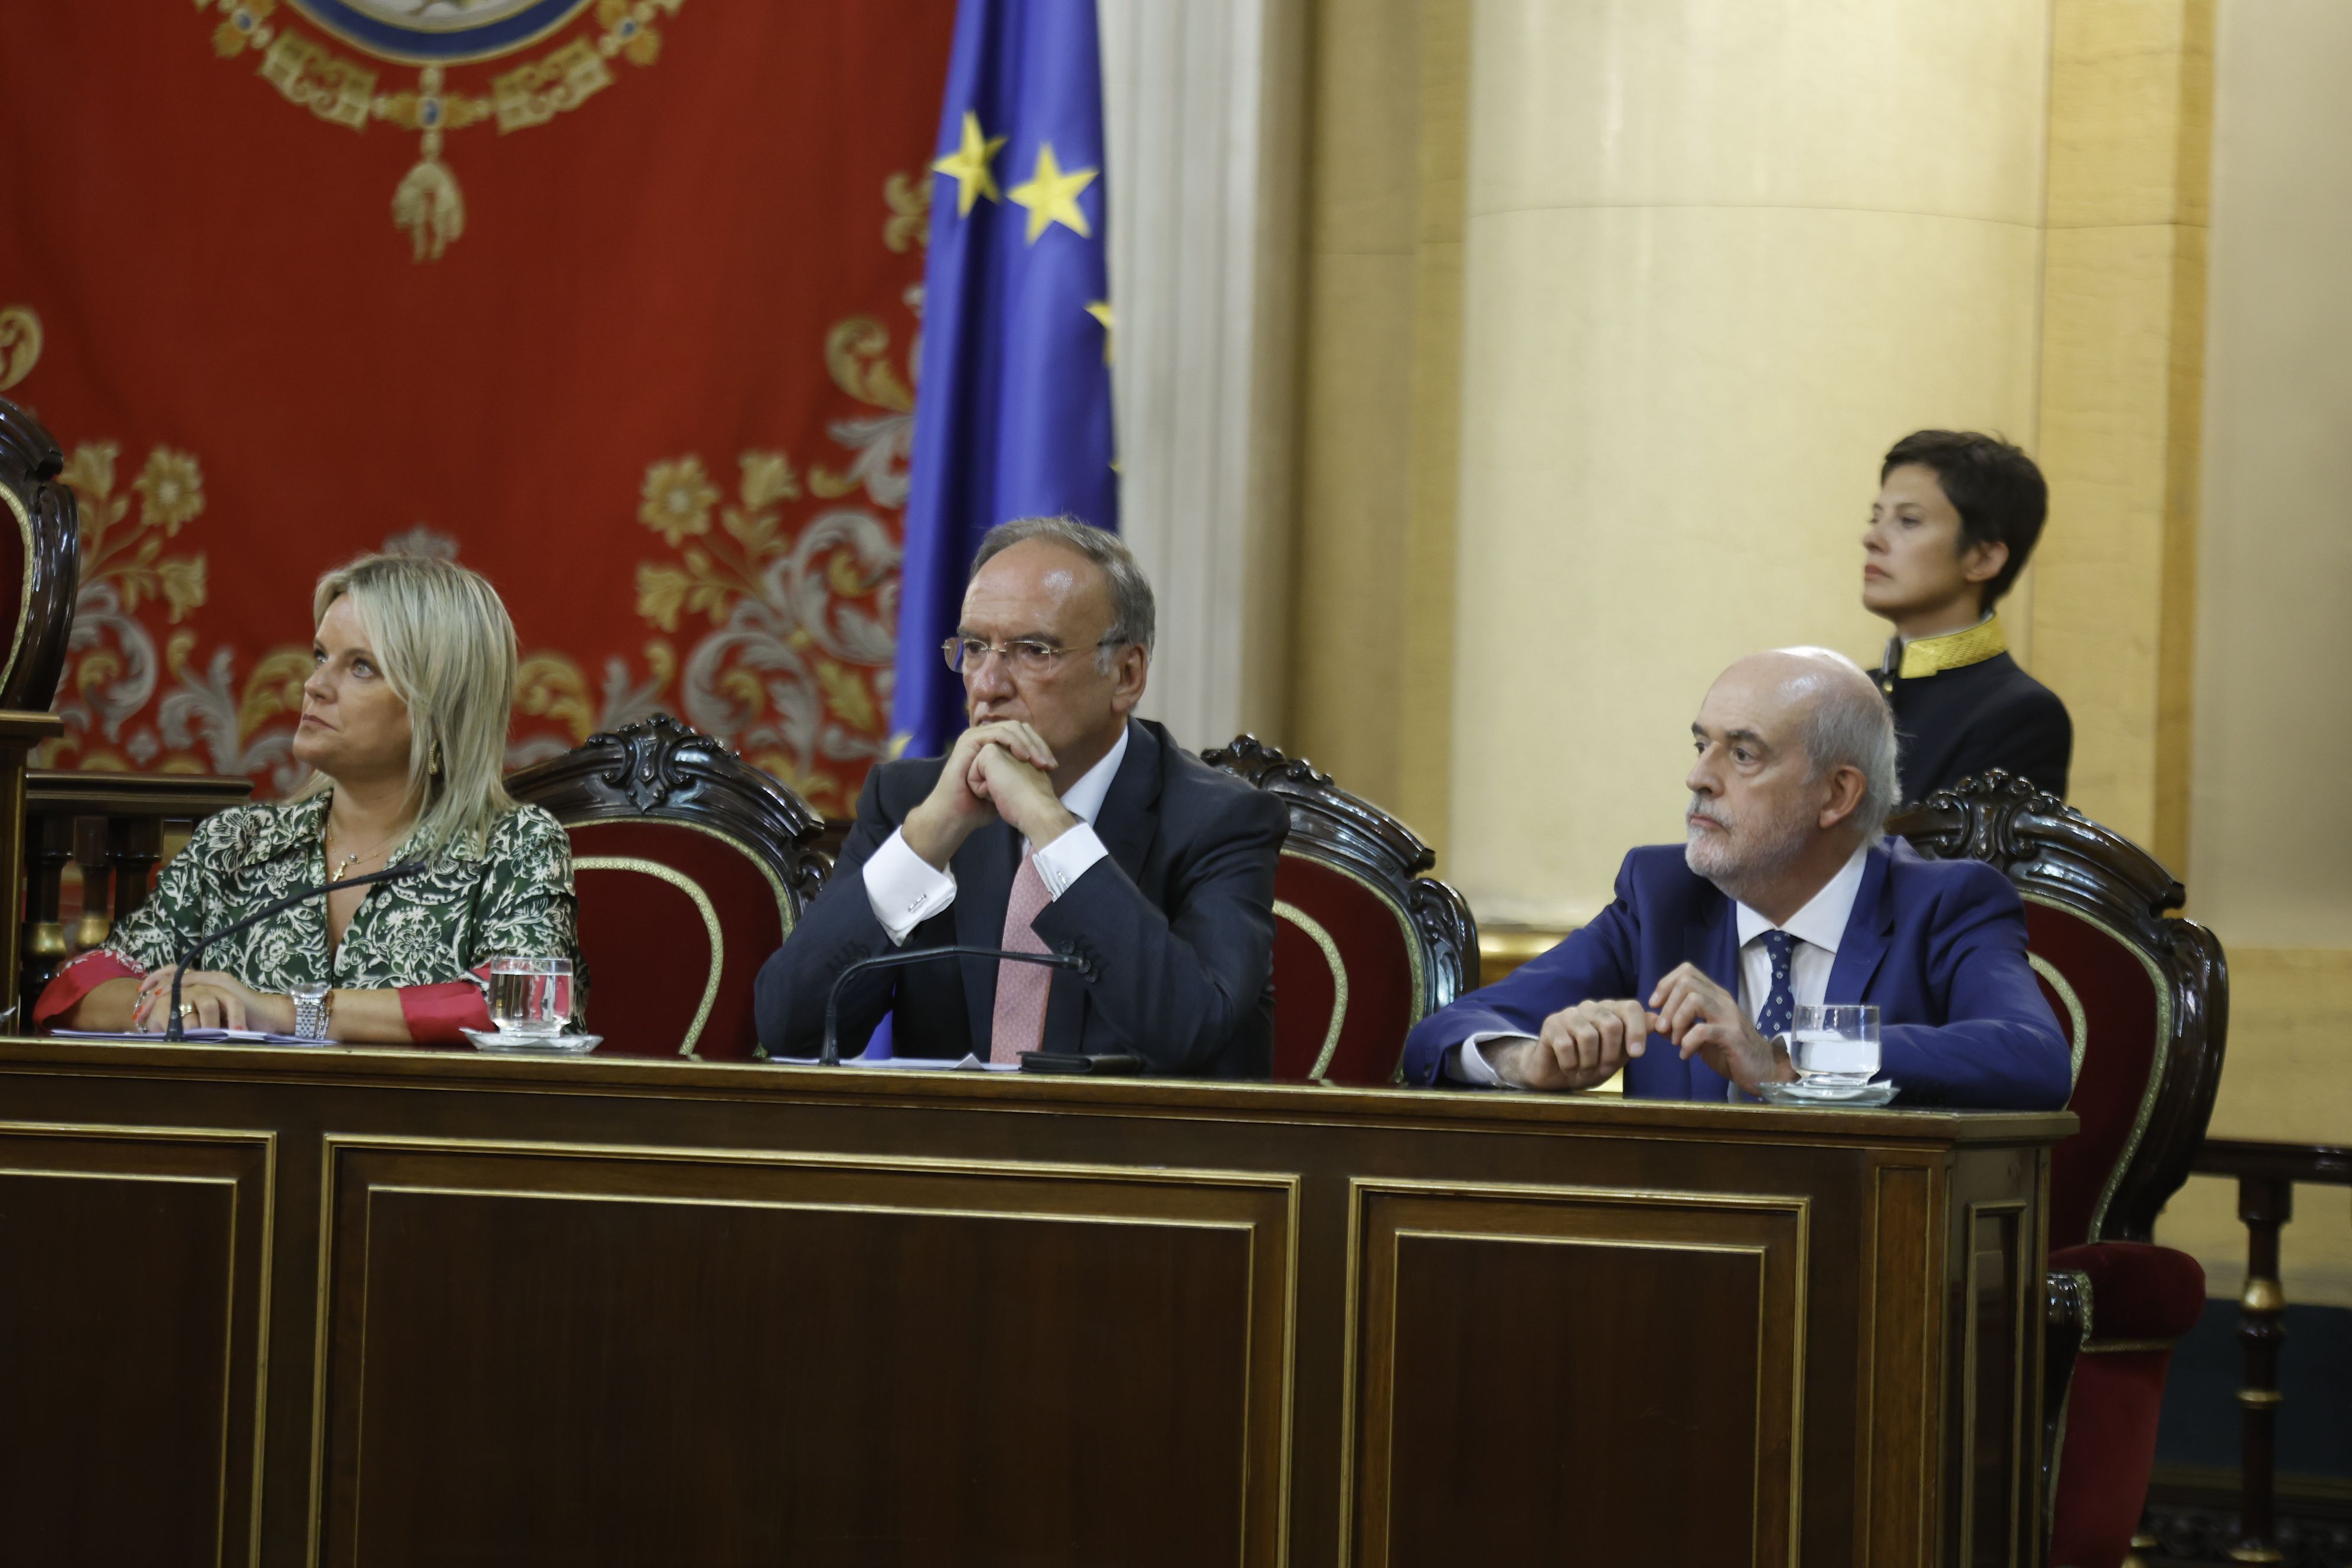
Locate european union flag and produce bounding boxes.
[891,0,1119,759]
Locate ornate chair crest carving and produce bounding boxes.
[508,714,828,1060]
[1201,735,1476,1083]
[1892,769,2226,1568]
[0,395,82,710]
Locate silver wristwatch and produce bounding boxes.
[290,982,331,1041]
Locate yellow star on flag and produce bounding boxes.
[931,111,1007,218]
[1086,300,1114,364]
[1009,142,1097,244]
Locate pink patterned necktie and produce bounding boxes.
[988,846,1054,1063]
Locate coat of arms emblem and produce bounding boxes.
[200,0,684,260]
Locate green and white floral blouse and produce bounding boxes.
[51,792,579,1034]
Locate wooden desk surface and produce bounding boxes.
[0,1036,2073,1568]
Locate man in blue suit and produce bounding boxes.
[1404,648,2070,1108]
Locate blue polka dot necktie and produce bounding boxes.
[1756,929,1797,1037]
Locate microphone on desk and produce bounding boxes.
[816,943,1096,1067]
[164,863,430,1041]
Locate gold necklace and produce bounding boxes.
[325,824,400,882]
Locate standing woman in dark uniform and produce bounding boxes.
[1863,430,2072,802]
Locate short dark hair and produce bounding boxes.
[1879,430,2049,609]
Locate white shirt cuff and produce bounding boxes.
[1031,822,1110,900]
[1445,1031,1533,1086]
[861,828,958,945]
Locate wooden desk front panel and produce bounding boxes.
[0,1122,274,1568]
[0,1041,2066,1568]
[314,1140,1292,1567]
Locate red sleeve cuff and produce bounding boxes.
[397,981,492,1046]
[34,952,145,1030]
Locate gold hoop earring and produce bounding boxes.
[430,743,443,777]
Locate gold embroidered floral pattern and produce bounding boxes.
[638,456,724,547]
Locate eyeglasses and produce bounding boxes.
[942,635,1120,675]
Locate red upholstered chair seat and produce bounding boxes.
[507,715,827,1061]
[1894,773,2227,1568]
[567,819,788,1060]
[2026,897,2167,1252]
[2046,1244,2207,1568]
[1201,737,1476,1085]
[1272,854,1425,1083]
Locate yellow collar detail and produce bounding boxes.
[1895,615,2008,680]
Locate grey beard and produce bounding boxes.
[1686,810,1810,905]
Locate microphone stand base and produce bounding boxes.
[1017,1051,1143,1076]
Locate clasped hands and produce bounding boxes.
[129,966,292,1034]
[1487,963,1796,1094]
[901,720,1079,870]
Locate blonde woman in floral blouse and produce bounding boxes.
[37,553,579,1044]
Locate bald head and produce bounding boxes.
[1711,648,1900,836]
[1684,646,1901,912]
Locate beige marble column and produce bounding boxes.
[1285,0,1471,842]
[1447,0,2056,925]
[2030,0,2214,867]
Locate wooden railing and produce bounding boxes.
[2139,1139,2352,1567]
[19,767,253,1024]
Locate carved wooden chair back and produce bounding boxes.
[1892,772,2229,1249]
[1201,736,1477,1083]
[0,396,81,710]
[508,715,828,1061]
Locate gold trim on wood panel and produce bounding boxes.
[1339,1177,1811,1568]
[1854,1157,1946,1568]
[312,1129,1307,1190]
[0,1120,277,1568]
[1959,1200,2031,1568]
[367,1180,1274,1234]
[310,1133,1302,1568]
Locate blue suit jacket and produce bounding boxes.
[1403,839,2070,1109]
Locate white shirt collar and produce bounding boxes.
[1733,840,1873,954]
[1056,721,1130,828]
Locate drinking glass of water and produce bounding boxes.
[487,956,573,1038]
[1786,1003,1880,1099]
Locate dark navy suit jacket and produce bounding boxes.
[1402,838,2070,1108]
[1875,650,2072,803]
[754,718,1288,1076]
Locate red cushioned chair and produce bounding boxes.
[1201,736,1476,1083]
[0,394,81,711]
[508,714,828,1061]
[1894,772,2228,1568]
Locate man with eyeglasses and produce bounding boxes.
[755,515,1289,1074]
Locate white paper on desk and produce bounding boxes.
[769,1052,1018,1072]
[50,1027,319,1045]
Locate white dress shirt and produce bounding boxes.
[1451,842,1873,1087]
[861,725,1129,945]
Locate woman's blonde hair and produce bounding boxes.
[293,553,518,858]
